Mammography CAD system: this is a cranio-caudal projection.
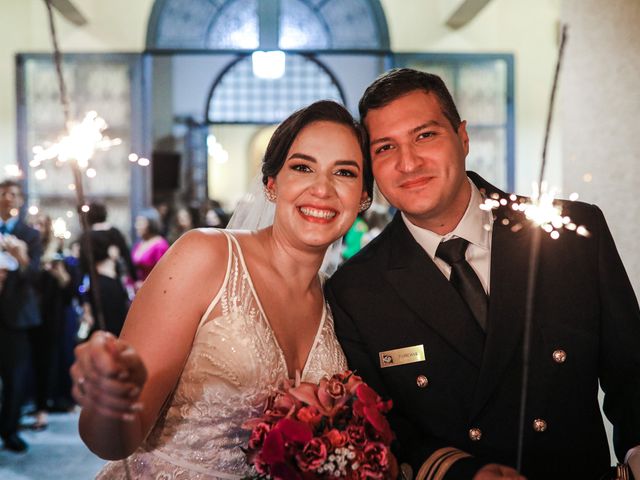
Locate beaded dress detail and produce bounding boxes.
[96,231,347,479]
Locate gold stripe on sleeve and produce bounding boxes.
[432,451,472,480]
[416,447,458,480]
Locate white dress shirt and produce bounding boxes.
[402,178,493,294]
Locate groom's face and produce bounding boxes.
[364,90,470,233]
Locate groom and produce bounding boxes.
[326,69,640,479]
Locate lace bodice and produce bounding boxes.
[97,231,347,479]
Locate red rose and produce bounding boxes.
[295,438,328,471]
[327,370,364,397]
[248,422,271,450]
[346,425,367,448]
[324,428,348,448]
[364,442,389,467]
[326,377,347,399]
[360,442,390,479]
[296,406,322,428]
[264,393,296,421]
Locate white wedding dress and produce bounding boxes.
[96,231,348,479]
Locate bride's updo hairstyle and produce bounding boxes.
[261,100,373,198]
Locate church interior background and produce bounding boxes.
[0,0,639,477]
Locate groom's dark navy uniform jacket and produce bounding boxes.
[326,173,640,480]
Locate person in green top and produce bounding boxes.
[342,214,369,260]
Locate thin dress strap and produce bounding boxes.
[196,230,234,330]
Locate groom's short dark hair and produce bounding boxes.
[262,100,373,198]
[359,68,462,131]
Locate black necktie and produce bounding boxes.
[435,238,488,331]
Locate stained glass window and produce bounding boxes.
[207,54,344,123]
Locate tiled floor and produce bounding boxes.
[0,411,106,480]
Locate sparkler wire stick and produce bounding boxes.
[515,25,569,472]
[44,0,106,333]
[43,2,133,478]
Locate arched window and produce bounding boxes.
[146,0,389,51]
[206,54,345,123]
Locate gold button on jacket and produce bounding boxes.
[416,375,429,388]
[469,428,482,441]
[552,349,567,363]
[533,418,547,432]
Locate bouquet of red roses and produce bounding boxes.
[243,371,397,480]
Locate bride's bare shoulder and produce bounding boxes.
[159,228,231,276]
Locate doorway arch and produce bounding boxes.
[146,0,390,51]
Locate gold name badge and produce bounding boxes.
[379,344,426,368]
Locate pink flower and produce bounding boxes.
[296,406,322,428]
[364,442,389,467]
[248,422,271,450]
[295,438,328,472]
[287,382,323,411]
[325,376,347,399]
[265,392,297,421]
[244,370,394,479]
[346,425,367,448]
[360,443,397,480]
[324,428,348,448]
[340,371,365,395]
[288,372,363,418]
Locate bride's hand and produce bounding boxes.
[71,331,148,421]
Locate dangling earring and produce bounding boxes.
[359,197,372,213]
[264,186,277,202]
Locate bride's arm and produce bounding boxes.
[73,229,228,460]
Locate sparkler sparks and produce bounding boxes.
[32,111,122,172]
[480,182,590,240]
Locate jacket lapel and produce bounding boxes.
[383,214,485,369]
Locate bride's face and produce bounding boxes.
[267,120,367,249]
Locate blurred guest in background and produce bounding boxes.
[0,179,42,453]
[81,201,136,287]
[201,199,229,229]
[82,231,130,338]
[131,209,169,288]
[27,213,73,431]
[167,205,198,244]
[362,205,392,246]
[153,200,172,239]
[342,212,369,260]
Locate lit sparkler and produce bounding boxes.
[480,182,590,240]
[31,111,122,175]
[42,2,134,477]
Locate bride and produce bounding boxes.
[70,100,373,478]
